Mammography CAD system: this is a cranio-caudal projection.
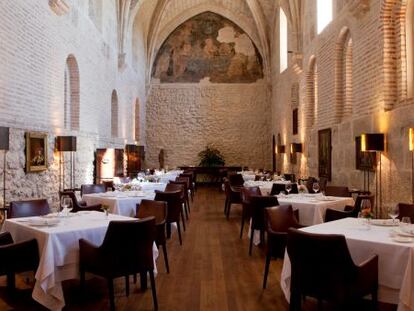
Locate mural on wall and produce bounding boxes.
[152,12,264,83]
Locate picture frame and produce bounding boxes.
[318,128,332,181]
[26,132,48,172]
[355,136,377,171]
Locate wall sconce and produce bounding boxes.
[56,136,77,191]
[276,145,286,154]
[410,128,414,202]
[0,127,9,217]
[290,143,302,153]
[361,133,385,217]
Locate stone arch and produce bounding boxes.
[111,90,118,138]
[335,27,353,122]
[134,98,140,142]
[407,0,414,98]
[64,55,80,130]
[306,56,318,128]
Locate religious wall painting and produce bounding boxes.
[25,132,48,173]
[152,12,264,83]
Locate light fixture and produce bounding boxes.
[361,133,385,217]
[56,136,77,191]
[276,145,286,154]
[0,127,9,219]
[410,128,414,203]
[290,143,302,153]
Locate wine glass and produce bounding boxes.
[312,182,320,194]
[60,196,72,216]
[285,183,292,195]
[400,217,411,232]
[388,205,399,224]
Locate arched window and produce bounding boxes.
[64,55,80,130]
[335,27,353,121]
[306,56,318,127]
[407,0,414,98]
[280,8,288,73]
[111,90,118,138]
[135,99,140,142]
[317,0,333,34]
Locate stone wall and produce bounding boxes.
[146,82,272,169]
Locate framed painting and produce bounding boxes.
[26,132,48,172]
[355,136,377,171]
[318,128,332,181]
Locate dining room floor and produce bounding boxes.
[0,185,397,311]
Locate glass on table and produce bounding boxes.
[387,205,399,224]
[312,182,320,194]
[285,183,292,195]
[60,195,72,216]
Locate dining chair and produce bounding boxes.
[180,172,195,201]
[59,191,102,213]
[324,186,350,197]
[240,186,262,239]
[165,183,187,229]
[0,232,39,290]
[263,205,302,289]
[287,228,378,311]
[325,194,375,222]
[284,174,296,182]
[155,189,184,245]
[79,218,157,311]
[102,180,115,192]
[9,199,50,218]
[80,184,106,197]
[305,177,318,193]
[396,203,414,223]
[270,183,298,195]
[248,195,279,255]
[223,178,242,219]
[228,173,245,186]
[136,199,169,273]
[174,176,191,215]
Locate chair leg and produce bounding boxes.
[133,274,137,284]
[125,275,129,297]
[177,220,183,245]
[140,272,148,290]
[249,227,254,255]
[224,197,228,215]
[240,214,245,239]
[226,202,231,220]
[80,269,85,291]
[149,270,158,310]
[263,254,271,289]
[107,278,115,311]
[6,273,15,291]
[166,223,171,239]
[162,243,170,273]
[289,287,301,311]
[181,209,186,231]
[372,288,378,311]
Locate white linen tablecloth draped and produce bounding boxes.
[280,218,414,311]
[244,180,291,195]
[2,212,159,311]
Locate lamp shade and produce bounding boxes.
[276,145,286,154]
[0,127,9,151]
[361,133,384,152]
[290,143,302,153]
[56,136,77,152]
[409,128,414,151]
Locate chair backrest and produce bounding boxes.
[305,177,318,193]
[180,173,193,186]
[81,184,106,196]
[102,180,115,191]
[154,190,182,222]
[228,173,244,186]
[250,195,279,230]
[240,186,262,204]
[175,176,190,189]
[352,194,375,217]
[397,203,414,222]
[100,218,156,273]
[270,183,298,195]
[284,174,296,182]
[137,199,167,226]
[287,228,358,298]
[325,186,350,197]
[265,205,300,233]
[9,199,50,218]
[59,190,81,209]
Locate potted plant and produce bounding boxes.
[198,145,225,167]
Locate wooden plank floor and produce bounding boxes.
[0,186,397,310]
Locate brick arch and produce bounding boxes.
[305,55,317,128]
[335,27,353,122]
[111,90,118,138]
[407,0,414,98]
[64,55,80,130]
[134,98,140,142]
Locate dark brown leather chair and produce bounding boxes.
[180,172,195,201]
[137,199,169,273]
[270,183,298,195]
[228,173,245,187]
[155,189,184,245]
[325,186,350,197]
[59,191,102,213]
[284,174,296,182]
[240,186,262,239]
[80,184,106,196]
[0,232,39,290]
[9,199,50,218]
[397,203,414,223]
[325,194,375,222]
[102,180,115,192]
[173,176,191,216]
[287,228,378,310]
[165,183,187,231]
[263,205,302,289]
[79,218,157,311]
[223,178,242,219]
[248,195,279,255]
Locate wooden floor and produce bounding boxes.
[0,186,397,311]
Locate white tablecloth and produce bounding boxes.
[277,194,354,226]
[281,218,414,311]
[83,191,156,217]
[153,170,183,183]
[244,180,292,195]
[2,212,159,311]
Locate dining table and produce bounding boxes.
[244,180,292,195]
[2,211,159,311]
[280,217,414,311]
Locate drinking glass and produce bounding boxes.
[400,217,411,232]
[285,183,292,195]
[388,205,399,224]
[60,196,72,216]
[312,182,320,193]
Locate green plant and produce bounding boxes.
[198,145,225,167]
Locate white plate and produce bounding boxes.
[371,219,398,227]
[393,228,414,237]
[28,219,60,227]
[392,236,414,243]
